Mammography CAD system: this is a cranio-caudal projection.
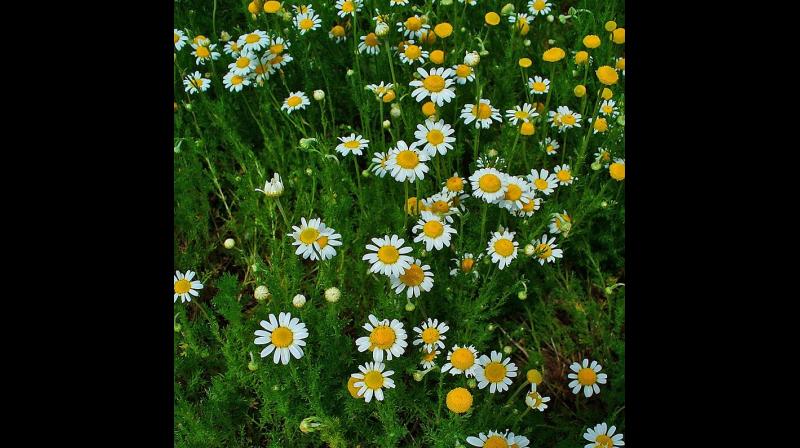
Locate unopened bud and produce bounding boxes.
[383,119,391,128]
[501,3,515,15]
[346,69,355,77]
[313,90,325,101]
[467,378,477,388]
[547,14,554,22]
[405,301,416,312]
[292,294,306,308]
[299,417,324,433]
[523,39,531,47]
[324,287,341,303]
[503,345,513,354]
[254,285,270,302]
[375,21,390,37]
[591,161,602,171]
[224,238,235,249]
[220,31,231,42]
[518,290,527,300]
[524,244,535,256]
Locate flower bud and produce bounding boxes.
[464,51,480,67]
[547,39,555,45]
[174,323,182,332]
[574,84,586,97]
[313,90,325,101]
[184,103,193,111]
[487,149,498,157]
[547,14,554,22]
[405,301,416,312]
[501,3,515,15]
[558,14,568,24]
[467,378,477,388]
[503,345,513,355]
[254,285,270,302]
[390,105,401,118]
[375,21,390,37]
[517,290,527,300]
[299,137,317,149]
[601,201,608,208]
[223,238,235,249]
[362,169,370,177]
[523,39,531,47]
[305,168,313,176]
[346,69,354,77]
[220,31,231,42]
[617,114,625,126]
[292,294,306,308]
[487,323,496,332]
[324,287,341,303]
[383,119,391,128]
[591,161,602,171]
[413,371,425,381]
[299,417,323,433]
[440,0,453,5]
[524,244,535,256]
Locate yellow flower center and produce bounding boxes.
[561,114,576,125]
[377,245,400,264]
[231,75,244,85]
[515,111,529,120]
[174,33,180,44]
[557,170,572,181]
[236,56,251,68]
[316,236,329,248]
[484,435,509,448]
[270,54,284,65]
[494,239,515,257]
[527,391,542,407]
[396,150,420,169]
[423,350,437,362]
[344,140,361,149]
[461,258,475,272]
[456,64,472,77]
[602,105,613,114]
[299,227,320,244]
[536,243,552,259]
[245,33,260,44]
[426,129,444,145]
[532,81,546,92]
[191,78,205,88]
[342,0,354,12]
[369,326,397,349]
[446,387,473,413]
[431,200,450,214]
[450,348,475,370]
[365,33,379,46]
[174,279,191,294]
[521,200,536,212]
[270,44,284,54]
[405,16,422,31]
[483,361,507,383]
[347,376,364,398]
[534,178,548,190]
[533,0,546,10]
[423,220,444,238]
[423,75,446,92]
[421,327,440,344]
[594,118,608,132]
[332,25,345,37]
[609,163,625,180]
[399,263,425,286]
[546,145,555,153]
[505,184,522,201]
[446,176,463,192]
[478,173,501,193]
[472,103,493,119]
[595,434,613,448]
[363,370,384,389]
[300,18,315,30]
[196,46,210,57]
[287,96,302,107]
[404,44,422,59]
[271,326,294,348]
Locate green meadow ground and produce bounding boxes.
[174,1,624,446]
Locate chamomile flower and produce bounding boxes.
[443,172,467,195]
[599,99,619,117]
[467,431,510,448]
[399,40,429,65]
[525,383,551,411]
[528,76,550,95]
[223,71,251,92]
[267,51,293,71]
[528,0,553,15]
[386,140,429,182]
[549,210,572,234]
[228,51,257,75]
[173,270,203,303]
[292,4,314,15]
[367,81,394,99]
[487,230,519,270]
[543,137,560,156]
[568,359,608,397]
[414,119,456,156]
[329,25,347,43]
[459,0,478,5]
[190,43,220,65]
[238,30,269,52]
[553,164,577,186]
[452,63,476,85]
[312,223,343,260]
[397,15,430,40]
[450,252,481,277]
[294,12,322,34]
[412,318,449,351]
[505,103,539,125]
[223,39,242,57]
[174,29,188,51]
[410,67,456,106]
[192,34,210,46]
[461,99,502,129]
[583,423,624,448]
[609,158,625,181]
[509,13,532,32]
[532,233,564,265]
[352,361,396,402]
[549,106,582,131]
[470,168,508,203]
[441,344,480,377]
[363,234,414,276]
[420,348,440,369]
[254,312,309,365]
[291,217,322,259]
[421,191,459,222]
[527,168,558,195]
[255,172,284,197]
[390,0,409,5]
[505,432,531,448]
[475,350,518,393]
[594,148,612,167]
[514,195,541,217]
[355,314,408,362]
[371,151,389,178]
[390,258,434,298]
[499,175,533,211]
[252,54,276,82]
[335,0,361,17]
[412,211,457,251]
[267,36,291,55]
[335,134,369,156]
[183,71,211,94]
[281,91,310,114]
[358,33,381,55]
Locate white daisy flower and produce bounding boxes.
[267,51,293,71]
[527,168,558,195]
[568,359,608,397]
[228,51,257,76]
[397,15,429,39]
[335,133,369,156]
[442,172,467,195]
[470,168,508,203]
[599,99,619,117]
[505,432,531,448]
[525,383,551,412]
[290,217,323,260]
[461,99,502,129]
[513,195,541,218]
[173,270,203,303]
[441,344,480,377]
[352,361,396,402]
[505,103,539,125]
[255,172,284,197]
[267,36,292,55]
[549,210,572,234]
[329,25,346,43]
[420,348,440,369]
[222,71,251,92]
[412,211,457,251]
[533,233,564,265]
[487,230,519,270]
[399,40,429,65]
[238,29,269,52]
[450,252,481,277]
[412,318,449,351]
[363,234,414,276]
[467,431,509,448]
[414,119,456,156]
[385,140,429,182]
[452,63,476,85]
[367,81,394,98]
[335,0,362,17]
[251,54,277,83]
[254,312,309,365]
[281,91,310,114]
[358,33,381,55]
[174,29,188,51]
[389,258,434,298]
[499,175,532,211]
[543,137,560,156]
[190,43,220,65]
[528,76,550,95]
[583,422,624,448]
[371,151,390,177]
[509,13,532,31]
[458,0,478,5]
[390,0,409,6]
[291,4,315,15]
[475,350,518,393]
[549,105,582,131]
[553,164,577,186]
[355,314,408,362]
[183,71,211,94]
[528,0,553,16]
[294,12,322,34]
[191,34,211,46]
[421,191,459,223]
[223,39,242,57]
[410,67,456,106]
[313,223,343,260]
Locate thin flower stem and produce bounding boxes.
[404,181,409,228]
[479,202,488,247]
[274,196,291,229]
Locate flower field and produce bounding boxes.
[174,0,625,446]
